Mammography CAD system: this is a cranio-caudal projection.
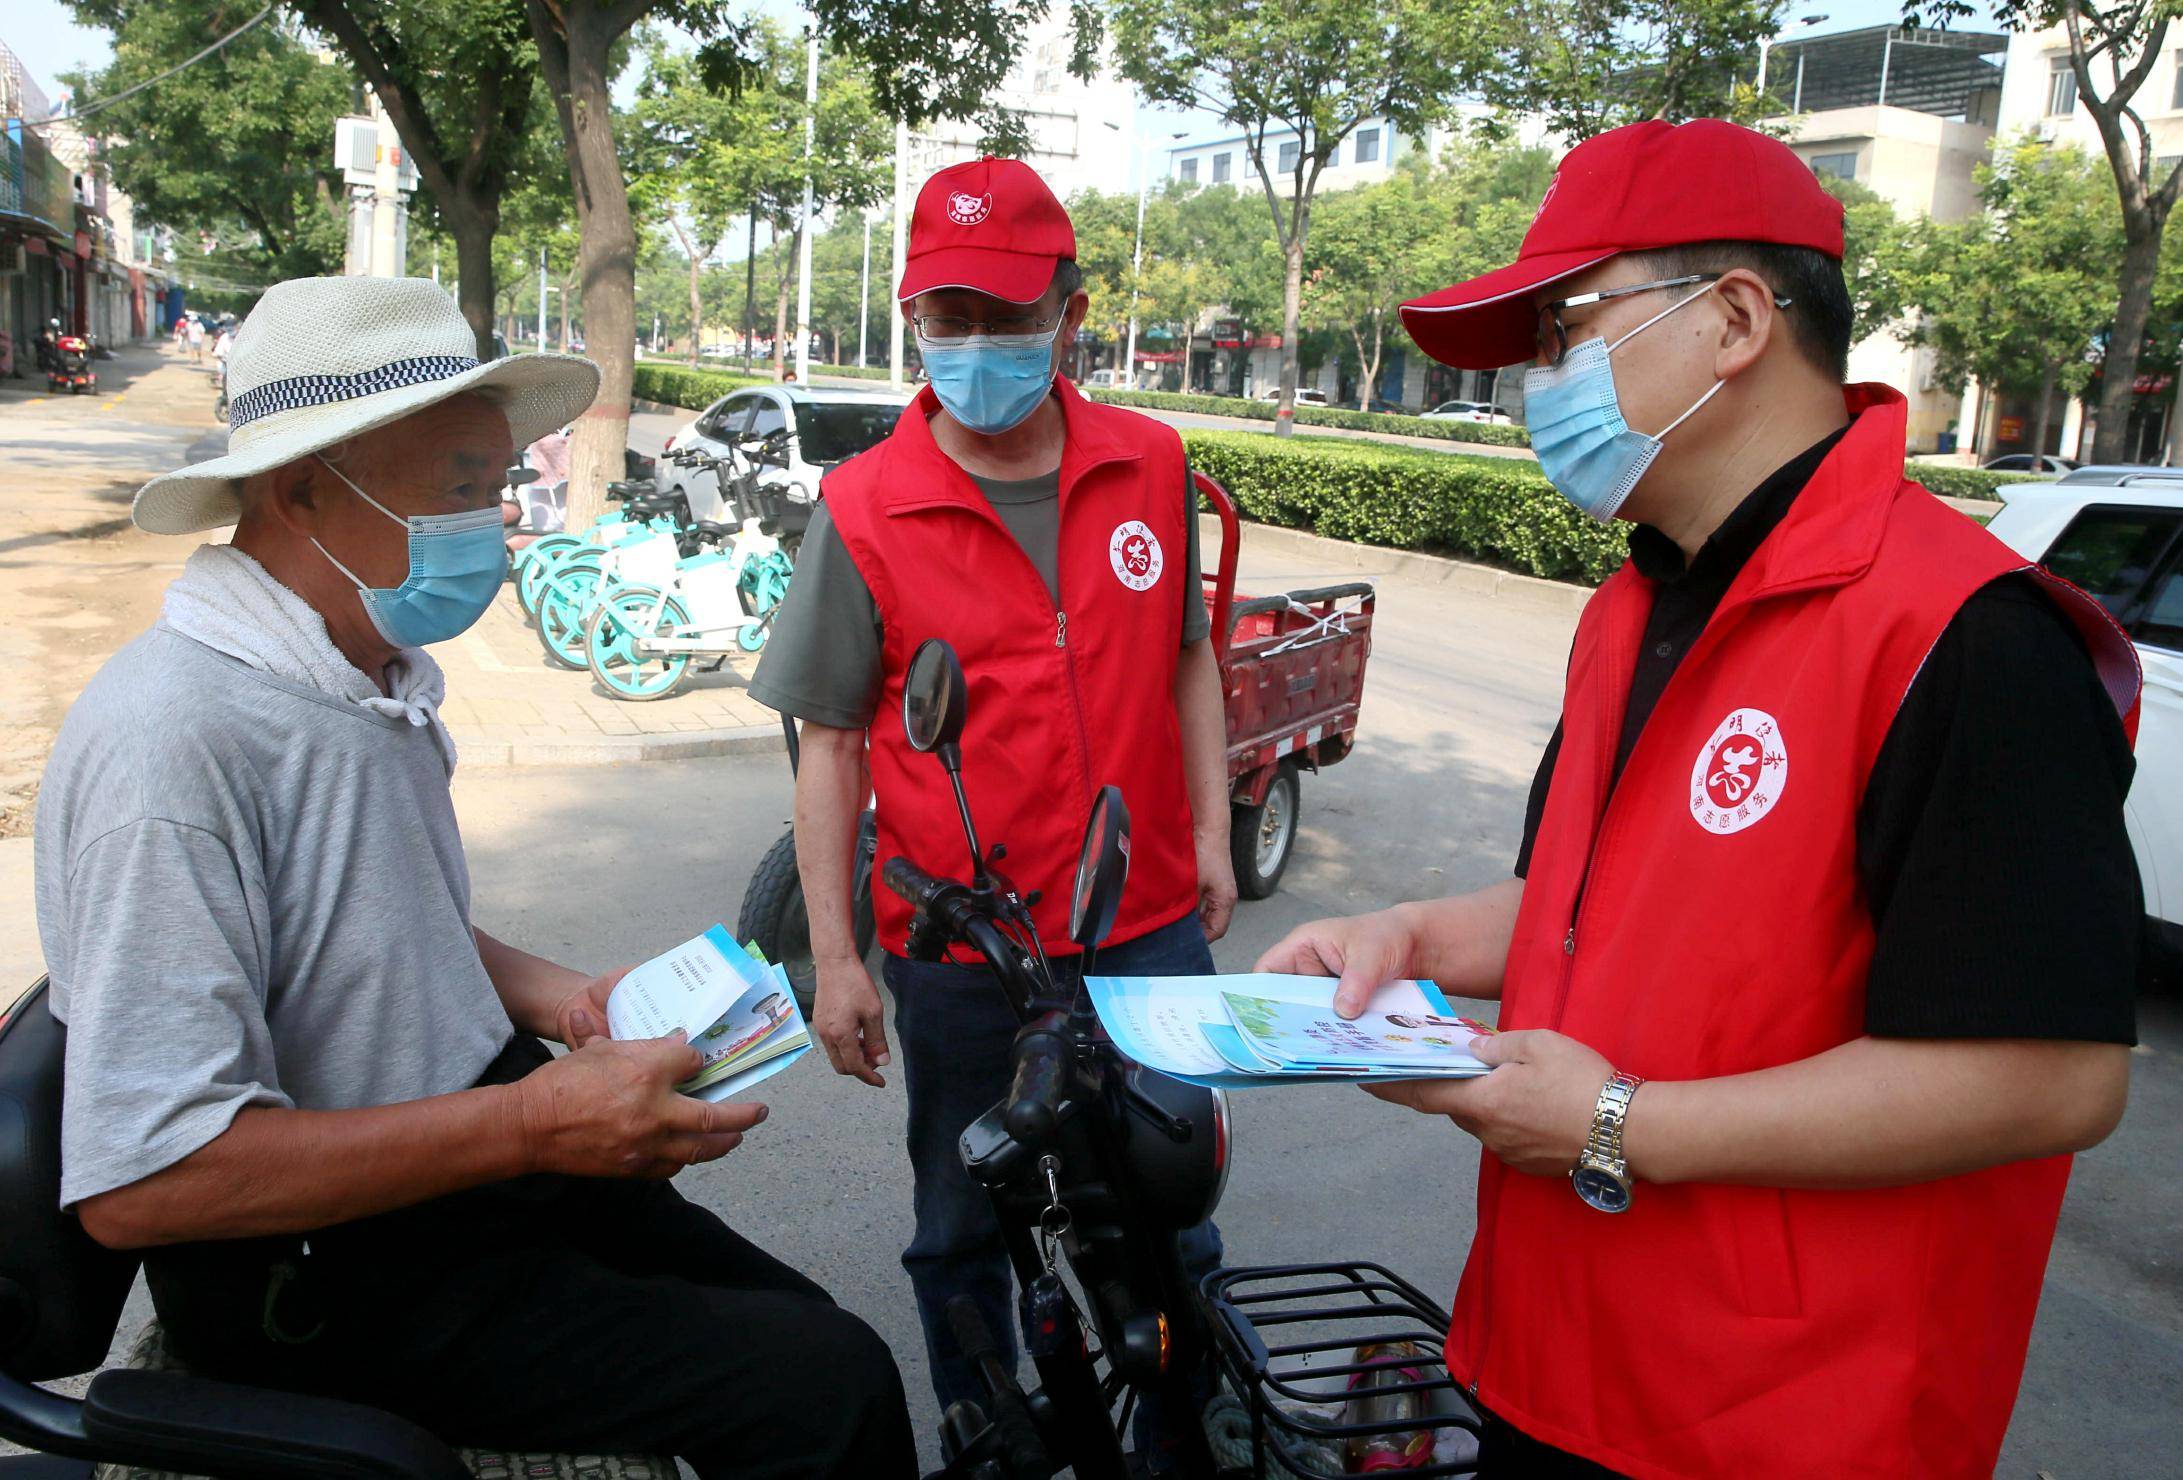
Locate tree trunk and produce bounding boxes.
[2030,359,2059,469]
[442,198,500,363]
[2092,222,2162,464]
[773,230,797,379]
[527,0,638,533]
[687,247,703,367]
[1277,234,1304,437]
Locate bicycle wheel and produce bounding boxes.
[585,586,693,701]
[516,535,589,619]
[535,560,604,671]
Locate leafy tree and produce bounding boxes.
[1475,0,1785,141]
[1898,135,2119,461]
[291,0,544,359]
[1302,174,1435,409]
[1110,0,1486,433]
[1910,0,2183,462]
[61,0,350,280]
[1821,172,1915,347]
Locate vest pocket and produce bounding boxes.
[1725,1187,1804,1319]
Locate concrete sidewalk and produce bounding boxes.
[437,586,783,766]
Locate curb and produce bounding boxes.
[1210,515,1594,616]
[454,722,785,769]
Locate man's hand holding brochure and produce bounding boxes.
[604,926,813,1100]
[1085,973,1495,1089]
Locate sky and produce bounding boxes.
[7,0,2005,126]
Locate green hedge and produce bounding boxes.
[631,362,772,410]
[1087,386,1532,449]
[1905,463,2042,502]
[1182,430,1626,584]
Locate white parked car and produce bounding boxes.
[1421,399,1515,426]
[659,384,908,543]
[1254,386,1329,405]
[1986,465,2183,964]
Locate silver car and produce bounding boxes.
[659,384,909,542]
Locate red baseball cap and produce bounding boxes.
[1400,119,1846,370]
[897,156,1078,305]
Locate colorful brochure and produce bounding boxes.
[606,926,810,1101]
[1085,973,1496,1089]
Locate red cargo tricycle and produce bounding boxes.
[1196,470,1375,897]
[738,472,1376,1008]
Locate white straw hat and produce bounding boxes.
[133,276,601,535]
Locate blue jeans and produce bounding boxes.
[885,911,1225,1440]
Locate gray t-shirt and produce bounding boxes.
[34,624,512,1209]
[750,465,1211,730]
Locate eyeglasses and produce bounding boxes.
[1535,273,1794,368]
[911,310,1064,348]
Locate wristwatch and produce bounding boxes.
[1571,1070,1645,1213]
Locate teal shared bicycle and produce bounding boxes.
[578,447,797,701]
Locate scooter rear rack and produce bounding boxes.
[1201,1262,1483,1478]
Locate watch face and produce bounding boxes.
[1572,1165,1632,1214]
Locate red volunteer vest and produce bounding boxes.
[824,377,1200,956]
[1453,387,2141,1479]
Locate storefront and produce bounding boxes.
[0,118,78,375]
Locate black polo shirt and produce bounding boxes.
[1514,434,2141,1042]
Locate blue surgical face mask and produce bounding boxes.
[918,325,1061,434]
[1522,286,1725,522]
[310,454,508,647]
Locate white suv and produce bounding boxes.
[659,384,908,539]
[1986,466,2183,963]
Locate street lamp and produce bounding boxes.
[1757,13,1829,101]
[1104,115,1187,391]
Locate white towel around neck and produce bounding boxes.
[161,543,459,773]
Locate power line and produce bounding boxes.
[21,4,275,133]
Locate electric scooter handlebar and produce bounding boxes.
[883,857,1074,1147]
[1005,1010,1071,1146]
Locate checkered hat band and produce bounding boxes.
[229,354,482,432]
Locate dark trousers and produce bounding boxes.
[144,1037,916,1480]
[1477,1412,1628,1477]
[885,911,1224,1429]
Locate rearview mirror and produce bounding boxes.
[1070,785,1131,949]
[505,466,539,487]
[902,638,967,761]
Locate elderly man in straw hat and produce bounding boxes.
[32,277,915,1476]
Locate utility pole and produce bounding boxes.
[858,210,871,368]
[536,248,547,347]
[743,206,757,368]
[793,25,818,384]
[890,117,909,390]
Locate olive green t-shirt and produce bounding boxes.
[749,464,1210,731]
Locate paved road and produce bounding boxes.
[455,508,2177,1473]
[12,381,2176,1473]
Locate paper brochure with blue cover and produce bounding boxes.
[605,925,810,1100]
[1085,973,1497,1088]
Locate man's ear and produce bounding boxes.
[1711,269,1780,383]
[1064,290,1090,335]
[256,458,326,538]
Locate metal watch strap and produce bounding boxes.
[1585,1070,1645,1171]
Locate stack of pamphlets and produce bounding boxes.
[605,926,811,1100]
[1085,972,1496,1089]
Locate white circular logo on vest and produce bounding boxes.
[1688,708,1787,835]
[946,191,992,226]
[1109,520,1164,591]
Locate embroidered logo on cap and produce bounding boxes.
[947,191,993,226]
[1109,520,1163,592]
[1689,708,1786,835]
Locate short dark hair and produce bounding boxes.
[1050,258,1084,303]
[1624,242,1852,382]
